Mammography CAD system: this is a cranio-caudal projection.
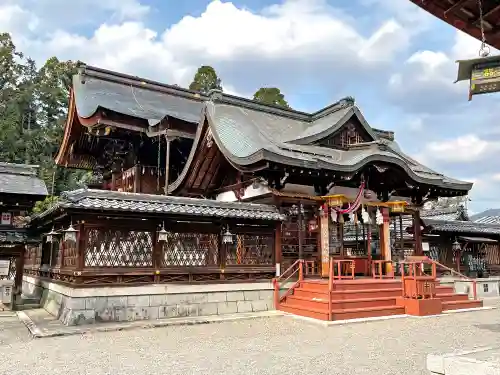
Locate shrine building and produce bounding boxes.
[22,65,483,325]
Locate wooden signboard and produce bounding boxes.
[0,260,10,276]
[470,61,500,97]
[1,212,12,226]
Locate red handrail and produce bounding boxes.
[431,259,478,300]
[328,258,334,320]
[272,260,304,308]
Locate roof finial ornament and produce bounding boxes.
[208,89,223,102]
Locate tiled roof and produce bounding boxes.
[33,189,285,221]
[422,218,500,235]
[0,163,48,196]
[203,101,472,192]
[475,216,500,225]
[0,231,27,244]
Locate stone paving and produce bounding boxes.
[1,300,500,375]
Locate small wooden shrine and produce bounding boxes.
[0,163,47,307]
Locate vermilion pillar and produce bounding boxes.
[320,213,330,277]
[380,207,392,274]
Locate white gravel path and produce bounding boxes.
[2,300,500,375]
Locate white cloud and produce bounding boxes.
[387,30,499,114]
[3,0,417,92]
[418,134,500,163]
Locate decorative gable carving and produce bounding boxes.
[316,118,373,149]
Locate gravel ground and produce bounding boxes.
[2,301,500,375]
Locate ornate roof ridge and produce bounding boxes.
[78,64,367,125]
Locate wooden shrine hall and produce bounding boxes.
[23,65,483,325]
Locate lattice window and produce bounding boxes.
[485,244,500,266]
[226,234,274,266]
[24,245,38,266]
[320,123,366,149]
[64,240,78,268]
[84,229,154,267]
[162,232,219,267]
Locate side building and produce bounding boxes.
[0,163,47,308]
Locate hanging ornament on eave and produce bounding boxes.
[455,0,500,100]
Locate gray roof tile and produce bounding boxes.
[422,218,500,235]
[206,102,472,191]
[0,231,27,243]
[0,163,48,196]
[34,189,285,221]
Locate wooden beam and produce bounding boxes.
[148,129,195,139]
[472,4,500,25]
[444,0,472,18]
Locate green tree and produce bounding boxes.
[188,65,223,93]
[252,87,289,108]
[0,33,84,202]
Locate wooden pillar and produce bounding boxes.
[219,224,226,280]
[298,202,304,260]
[133,164,140,193]
[339,220,345,258]
[12,244,25,309]
[413,210,423,255]
[380,207,392,274]
[275,221,282,276]
[164,135,171,196]
[76,222,85,272]
[152,226,162,282]
[320,211,330,277]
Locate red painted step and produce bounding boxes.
[285,295,398,310]
[277,278,483,322]
[442,300,483,311]
[279,302,405,321]
[331,305,405,320]
[436,293,469,302]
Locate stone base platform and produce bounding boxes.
[427,346,500,375]
[22,276,275,326]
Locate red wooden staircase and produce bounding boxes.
[274,259,483,322]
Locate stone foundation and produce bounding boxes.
[23,276,276,326]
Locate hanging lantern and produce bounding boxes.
[46,227,58,243]
[455,2,500,100]
[456,55,500,100]
[157,222,169,243]
[63,223,78,242]
[222,226,233,245]
[452,240,461,252]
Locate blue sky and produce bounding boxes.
[2,0,499,213]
